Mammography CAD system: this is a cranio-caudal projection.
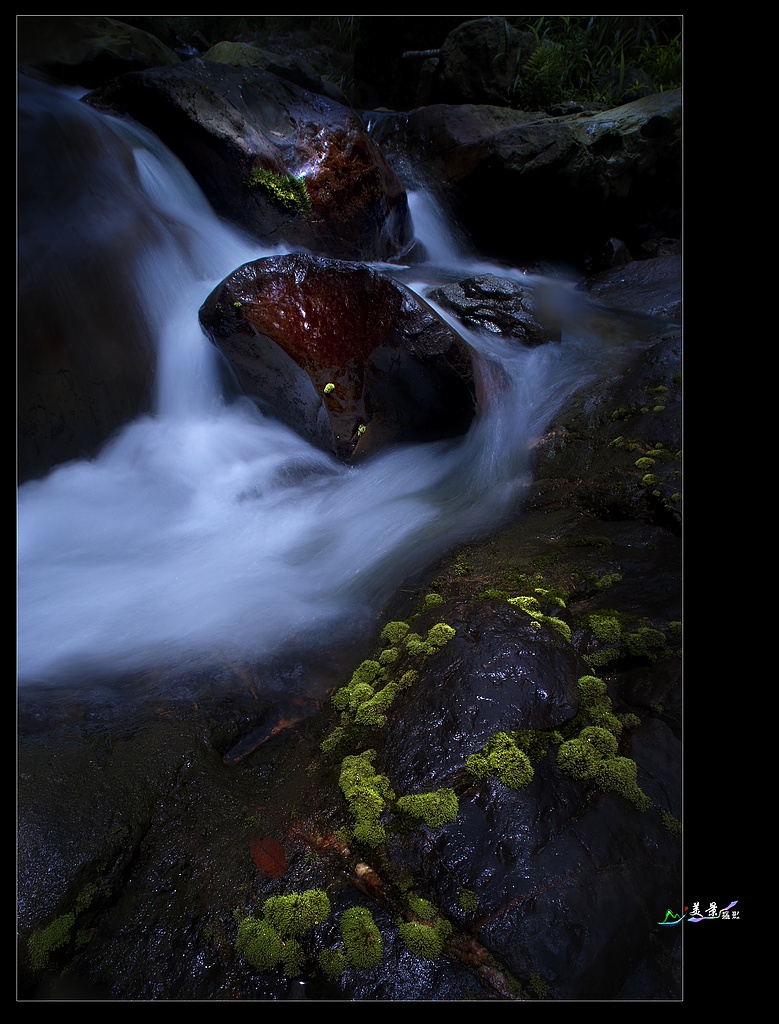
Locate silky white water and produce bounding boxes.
[17,80,637,688]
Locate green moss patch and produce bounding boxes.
[246,167,311,215]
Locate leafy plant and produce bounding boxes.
[508,15,681,108]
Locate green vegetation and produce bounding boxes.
[466,732,535,789]
[340,906,383,969]
[26,883,98,974]
[398,896,453,960]
[466,729,560,789]
[380,620,410,646]
[339,749,395,847]
[594,573,622,589]
[318,946,348,976]
[477,588,572,641]
[235,889,331,976]
[246,167,311,215]
[396,788,459,828]
[509,15,681,109]
[263,889,332,939]
[528,971,551,999]
[235,916,285,972]
[27,913,76,973]
[404,622,456,656]
[555,677,651,811]
[589,612,621,643]
[322,617,454,753]
[458,889,478,913]
[661,809,682,836]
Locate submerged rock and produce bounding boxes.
[429,273,562,345]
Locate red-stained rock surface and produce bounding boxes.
[199,253,479,462]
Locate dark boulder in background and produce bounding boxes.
[17,74,160,484]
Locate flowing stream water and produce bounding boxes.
[17,79,642,692]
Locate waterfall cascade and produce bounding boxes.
[17,78,640,689]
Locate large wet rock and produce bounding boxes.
[199,253,480,462]
[428,17,542,107]
[202,40,349,104]
[17,15,180,88]
[373,89,682,265]
[527,324,682,532]
[584,253,682,324]
[84,59,413,261]
[17,74,160,484]
[356,599,681,1000]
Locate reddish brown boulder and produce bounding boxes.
[199,253,479,462]
[84,59,413,262]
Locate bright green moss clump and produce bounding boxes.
[235,889,332,975]
[235,916,284,971]
[470,593,569,638]
[398,897,453,960]
[246,167,311,214]
[280,938,306,977]
[331,659,401,727]
[323,619,455,750]
[318,946,348,976]
[589,613,622,643]
[399,921,448,958]
[339,750,394,847]
[332,660,384,711]
[263,889,331,939]
[380,621,410,645]
[340,906,383,968]
[354,681,400,728]
[557,699,651,811]
[577,674,624,735]
[466,731,536,789]
[404,622,456,656]
[396,788,459,828]
[27,912,75,973]
[557,726,618,779]
[594,756,651,810]
[623,626,668,661]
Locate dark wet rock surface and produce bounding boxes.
[199,253,479,463]
[17,17,681,1002]
[84,59,412,262]
[18,281,682,998]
